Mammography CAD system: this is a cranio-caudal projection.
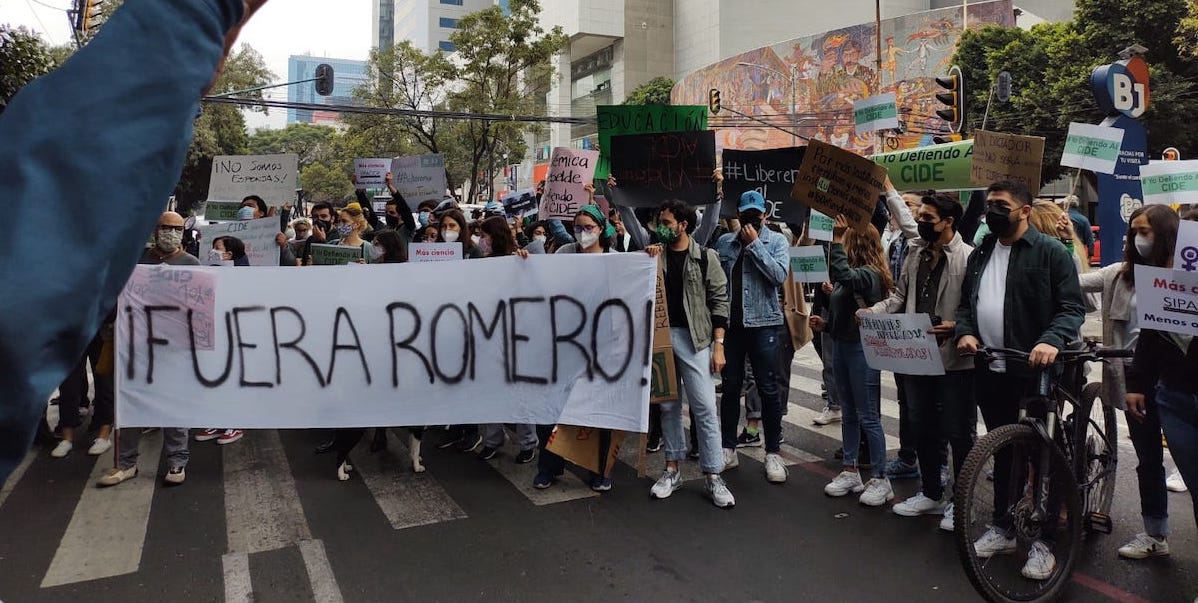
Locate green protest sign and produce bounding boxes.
[595,105,707,179]
[871,140,977,192]
[310,243,364,265]
[204,201,244,221]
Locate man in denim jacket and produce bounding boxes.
[713,191,792,483]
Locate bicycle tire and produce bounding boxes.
[955,423,1083,603]
[1076,381,1117,519]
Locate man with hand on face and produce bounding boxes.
[713,191,791,484]
[954,180,1086,581]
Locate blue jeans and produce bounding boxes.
[1155,384,1198,525]
[661,328,723,474]
[832,338,885,478]
[720,326,783,452]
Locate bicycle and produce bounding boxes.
[954,342,1134,603]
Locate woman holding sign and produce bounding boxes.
[818,215,895,507]
[436,208,484,452]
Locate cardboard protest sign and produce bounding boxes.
[540,148,600,221]
[650,264,678,403]
[789,246,830,283]
[854,93,899,134]
[721,147,805,219]
[1061,123,1125,175]
[409,242,464,262]
[310,243,364,265]
[1134,264,1198,336]
[208,154,298,204]
[871,140,976,192]
[121,265,217,350]
[203,201,244,221]
[1140,160,1198,205]
[808,210,835,241]
[503,189,537,216]
[859,313,945,376]
[790,139,887,230]
[197,217,281,266]
[969,130,1045,195]
[596,105,707,179]
[354,158,391,187]
[545,426,627,478]
[608,130,717,208]
[116,254,657,431]
[390,154,447,206]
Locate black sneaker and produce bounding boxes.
[437,430,463,450]
[736,429,762,448]
[478,446,499,460]
[646,435,663,453]
[687,448,700,460]
[457,433,483,453]
[514,448,536,464]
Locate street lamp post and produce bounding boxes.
[736,62,798,147]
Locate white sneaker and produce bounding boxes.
[723,448,739,470]
[1021,540,1056,580]
[859,477,894,506]
[1117,533,1170,559]
[813,406,842,426]
[764,453,788,483]
[824,470,865,496]
[1167,469,1188,493]
[973,527,1017,558]
[50,440,73,459]
[706,474,736,508]
[87,438,112,456]
[939,502,955,532]
[650,469,682,499]
[893,492,947,516]
[97,466,138,487]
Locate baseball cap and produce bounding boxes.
[738,190,766,214]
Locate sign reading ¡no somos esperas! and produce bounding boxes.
[207,154,299,204]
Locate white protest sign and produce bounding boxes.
[197,217,281,266]
[789,246,829,283]
[122,266,217,350]
[354,158,391,187]
[116,255,656,431]
[854,93,899,135]
[391,154,447,206]
[1140,160,1198,205]
[1060,123,1125,174]
[808,210,834,241]
[1134,264,1198,336]
[410,242,464,262]
[208,154,299,203]
[1174,220,1198,273]
[540,147,600,221]
[859,313,945,376]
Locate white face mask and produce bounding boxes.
[1134,234,1154,259]
[578,232,599,250]
[156,228,183,253]
[471,234,481,246]
[533,235,547,244]
[442,229,460,243]
[285,228,296,241]
[207,248,224,265]
[369,243,385,261]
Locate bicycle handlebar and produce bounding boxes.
[970,343,1134,366]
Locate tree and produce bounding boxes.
[300,162,353,203]
[623,76,675,105]
[0,25,56,115]
[247,122,339,168]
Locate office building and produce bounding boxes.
[286,56,370,125]
[373,0,396,51]
[393,0,494,53]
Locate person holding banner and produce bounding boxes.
[437,209,484,260]
[861,192,976,528]
[820,215,895,506]
[955,181,1086,580]
[241,194,299,266]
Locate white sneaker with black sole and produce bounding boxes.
[650,469,682,499]
[706,475,735,508]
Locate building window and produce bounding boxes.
[438,40,457,52]
[439,17,458,28]
[440,0,463,5]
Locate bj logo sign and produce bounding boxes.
[1091,56,1150,119]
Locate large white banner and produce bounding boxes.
[391,154,447,206]
[859,313,945,376]
[208,154,299,204]
[1134,264,1198,336]
[116,255,656,431]
[197,217,281,266]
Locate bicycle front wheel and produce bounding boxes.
[955,423,1083,603]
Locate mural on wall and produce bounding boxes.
[672,0,1014,154]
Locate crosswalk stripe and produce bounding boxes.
[353,430,468,527]
[617,431,707,484]
[738,444,823,465]
[298,539,344,603]
[0,449,35,510]
[781,394,903,451]
[223,430,311,555]
[221,552,252,603]
[486,436,599,505]
[41,431,162,588]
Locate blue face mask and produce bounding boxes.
[418,211,431,228]
[335,223,353,238]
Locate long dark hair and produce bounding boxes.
[439,209,478,253]
[373,229,407,264]
[1121,204,1179,284]
[481,216,518,257]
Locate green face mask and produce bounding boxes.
[655,223,679,244]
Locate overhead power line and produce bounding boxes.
[201,96,595,125]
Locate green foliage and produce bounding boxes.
[300,162,353,203]
[0,25,56,115]
[623,77,675,106]
[247,123,339,167]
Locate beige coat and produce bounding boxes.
[869,232,975,372]
[1079,263,1135,410]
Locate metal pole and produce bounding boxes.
[874,0,883,155]
[981,83,995,130]
[791,69,798,147]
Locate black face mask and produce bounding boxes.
[315,219,333,233]
[739,214,763,232]
[917,221,941,244]
[384,214,400,228]
[985,206,1016,238]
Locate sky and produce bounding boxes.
[1,0,374,129]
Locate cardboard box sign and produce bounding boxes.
[545,426,627,478]
[650,263,679,403]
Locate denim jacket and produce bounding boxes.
[714,227,789,327]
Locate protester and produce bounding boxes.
[1061,195,1094,255]
[378,171,418,241]
[862,192,975,526]
[418,224,440,243]
[642,201,735,508]
[436,208,483,452]
[956,180,1086,580]
[210,235,250,266]
[1030,200,1090,274]
[714,191,791,483]
[241,194,298,266]
[339,205,374,262]
[49,324,114,458]
[881,189,922,481]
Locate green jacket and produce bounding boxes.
[660,239,729,351]
[954,225,1085,367]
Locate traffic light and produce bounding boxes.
[74,0,105,36]
[314,64,335,97]
[708,88,721,115]
[934,65,965,133]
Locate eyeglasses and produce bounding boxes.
[158,225,185,232]
[573,225,598,234]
